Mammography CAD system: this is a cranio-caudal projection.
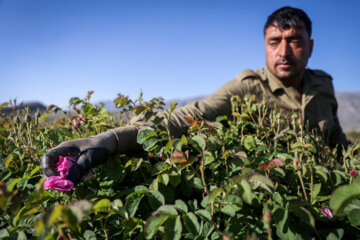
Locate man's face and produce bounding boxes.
[265,23,313,84]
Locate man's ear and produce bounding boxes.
[309,39,314,58]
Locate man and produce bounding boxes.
[42,6,349,184]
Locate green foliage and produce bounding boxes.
[1,93,360,239]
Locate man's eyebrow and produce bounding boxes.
[287,35,303,40]
[268,36,281,41]
[268,34,303,41]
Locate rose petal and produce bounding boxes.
[43,176,74,191]
[321,206,333,220]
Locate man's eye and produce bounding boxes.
[269,41,278,46]
[290,39,301,46]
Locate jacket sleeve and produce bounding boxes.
[127,69,257,138]
[310,70,351,148]
[108,69,258,154]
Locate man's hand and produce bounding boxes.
[41,131,118,184]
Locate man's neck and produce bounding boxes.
[281,73,304,93]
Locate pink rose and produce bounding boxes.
[294,158,300,167]
[73,119,78,127]
[43,176,74,192]
[350,169,357,177]
[44,156,76,191]
[56,156,76,179]
[321,206,333,220]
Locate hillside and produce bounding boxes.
[336,92,360,131]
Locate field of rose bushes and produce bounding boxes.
[1,91,360,239]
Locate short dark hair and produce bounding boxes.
[264,6,312,38]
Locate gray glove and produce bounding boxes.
[41,130,119,184]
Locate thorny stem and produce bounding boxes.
[297,154,309,202]
[310,163,314,203]
[200,156,209,196]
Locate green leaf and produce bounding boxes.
[143,137,159,151]
[137,127,156,144]
[84,230,97,240]
[196,209,212,221]
[239,179,252,204]
[30,166,40,177]
[63,208,79,231]
[326,229,344,240]
[134,185,148,192]
[4,154,14,169]
[164,216,182,240]
[276,153,293,160]
[348,208,360,226]
[273,192,283,206]
[175,199,188,213]
[125,191,146,217]
[272,167,286,178]
[314,166,329,182]
[276,207,296,239]
[170,102,178,112]
[292,207,315,228]
[156,205,178,216]
[202,222,215,238]
[144,214,169,239]
[181,135,188,147]
[256,144,267,152]
[160,173,170,186]
[169,172,181,187]
[0,229,9,238]
[93,199,111,214]
[312,183,322,203]
[243,135,256,151]
[330,171,342,186]
[9,231,27,240]
[8,178,21,191]
[147,190,165,210]
[224,195,242,206]
[204,152,215,165]
[291,142,304,150]
[221,205,236,217]
[210,188,223,203]
[49,205,64,225]
[154,116,164,125]
[191,177,203,191]
[182,212,200,236]
[152,162,170,176]
[330,183,360,215]
[192,135,206,151]
[248,173,274,193]
[105,163,125,182]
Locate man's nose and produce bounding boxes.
[278,40,291,57]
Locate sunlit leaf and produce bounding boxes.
[164,216,182,240]
[182,212,200,236]
[144,214,169,239]
[330,183,360,215]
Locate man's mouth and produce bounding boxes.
[277,62,293,69]
[276,58,294,68]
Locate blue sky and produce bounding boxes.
[1,0,359,108]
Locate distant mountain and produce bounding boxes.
[336,92,360,131]
[1,101,46,115]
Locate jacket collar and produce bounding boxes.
[263,66,286,93]
[263,66,321,96]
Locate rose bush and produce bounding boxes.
[0,91,360,239]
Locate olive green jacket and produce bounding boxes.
[111,66,349,153]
